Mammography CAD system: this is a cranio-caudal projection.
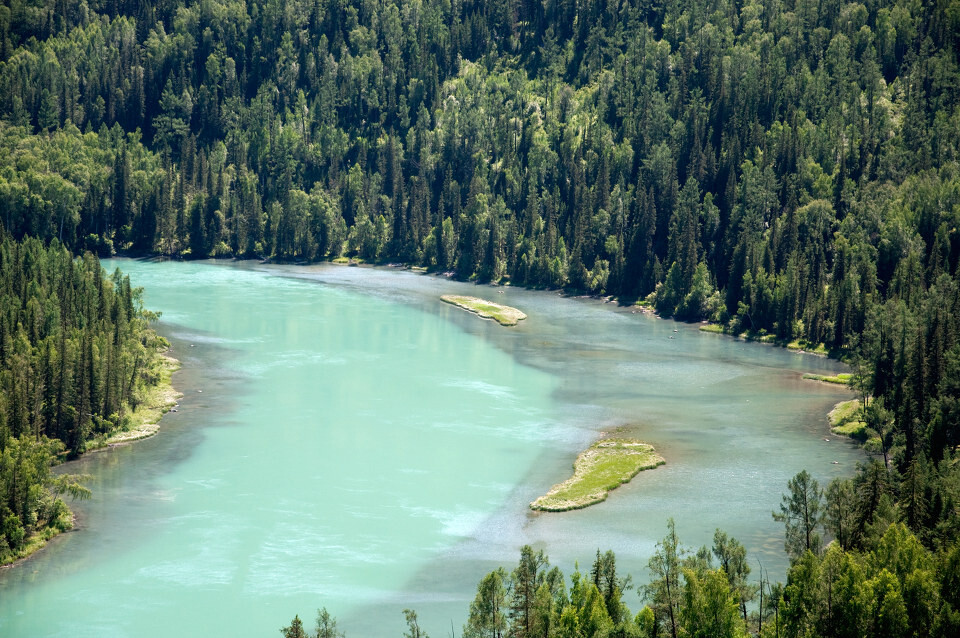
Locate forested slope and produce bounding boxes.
[0,235,166,563]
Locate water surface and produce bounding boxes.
[0,260,861,637]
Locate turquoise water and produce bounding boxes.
[0,261,861,637]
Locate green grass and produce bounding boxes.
[831,421,869,438]
[441,295,527,326]
[828,399,861,427]
[803,372,853,385]
[828,398,870,440]
[787,341,830,355]
[530,438,665,512]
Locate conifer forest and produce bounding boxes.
[1,0,960,635]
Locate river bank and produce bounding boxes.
[0,349,181,568]
[96,352,183,448]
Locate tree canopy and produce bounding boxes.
[0,234,165,563]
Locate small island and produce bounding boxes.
[531,438,665,512]
[441,295,527,326]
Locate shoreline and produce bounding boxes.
[1,349,182,568]
[697,322,836,357]
[150,256,849,364]
[119,256,846,365]
[4,258,862,627]
[92,352,183,449]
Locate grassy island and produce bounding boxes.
[441,295,527,326]
[531,438,665,512]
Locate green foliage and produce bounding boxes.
[464,567,509,638]
[510,545,547,638]
[402,609,427,638]
[712,530,755,623]
[773,470,824,560]
[0,0,954,350]
[772,523,958,638]
[644,519,683,638]
[281,521,960,638]
[315,608,344,638]
[680,568,748,638]
[280,615,308,638]
[0,235,164,563]
[824,478,858,551]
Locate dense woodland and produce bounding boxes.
[0,235,165,562]
[1,0,960,633]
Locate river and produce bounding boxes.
[0,260,861,637]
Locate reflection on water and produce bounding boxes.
[0,261,861,638]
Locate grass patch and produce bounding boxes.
[827,398,870,440]
[787,341,831,355]
[332,256,364,265]
[803,372,853,385]
[441,295,527,326]
[698,323,725,334]
[828,399,861,427]
[530,438,665,512]
[832,421,869,438]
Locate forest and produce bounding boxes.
[0,0,959,633]
[0,235,166,563]
[1,0,959,463]
[283,506,960,637]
